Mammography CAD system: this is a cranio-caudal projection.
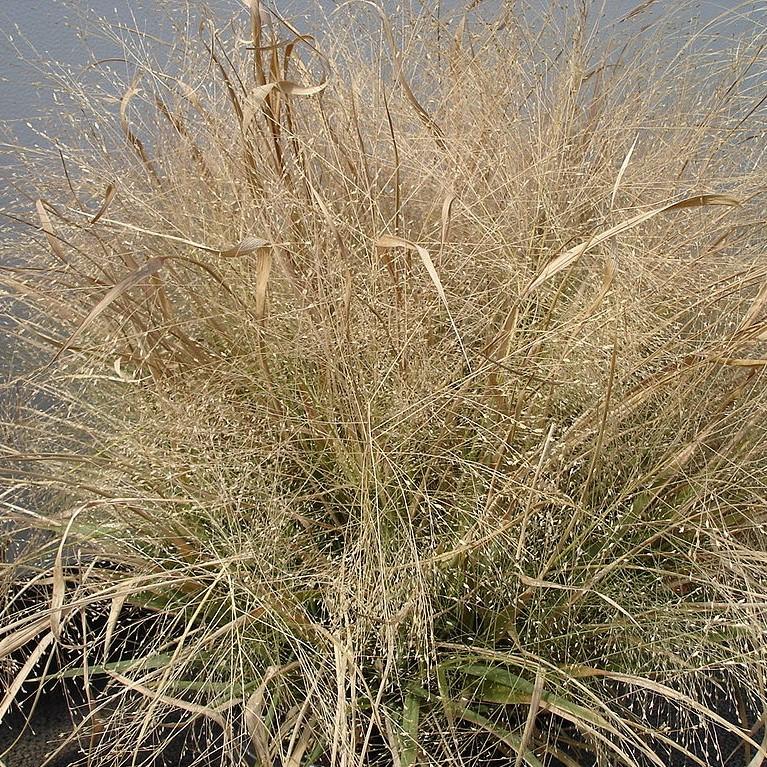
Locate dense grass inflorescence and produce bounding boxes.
[2,1,767,765]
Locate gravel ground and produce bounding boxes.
[0,693,81,767]
[1,689,232,767]
[2,691,763,767]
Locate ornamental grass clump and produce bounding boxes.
[2,1,767,765]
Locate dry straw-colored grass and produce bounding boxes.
[2,1,767,765]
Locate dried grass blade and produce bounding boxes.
[255,246,272,322]
[439,194,456,264]
[242,80,327,135]
[285,726,314,767]
[175,79,214,120]
[90,183,116,225]
[278,80,328,97]
[738,279,767,333]
[102,591,129,662]
[346,1,446,149]
[120,76,161,184]
[610,135,638,209]
[748,723,767,767]
[244,663,300,765]
[0,631,55,723]
[249,0,267,86]
[70,210,266,256]
[0,616,50,657]
[150,273,173,322]
[523,194,739,298]
[35,199,67,262]
[707,356,767,367]
[50,258,165,365]
[155,97,216,183]
[376,235,447,306]
[219,235,272,257]
[106,670,227,728]
[375,234,468,365]
[515,669,546,767]
[51,507,85,640]
[242,83,277,134]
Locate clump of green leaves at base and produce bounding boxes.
[2,1,767,765]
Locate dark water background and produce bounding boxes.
[0,0,763,227]
[0,0,763,181]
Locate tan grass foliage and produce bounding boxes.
[2,1,767,765]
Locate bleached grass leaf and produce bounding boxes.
[0,616,50,658]
[103,591,129,661]
[35,199,66,261]
[241,83,277,133]
[255,246,273,321]
[515,669,545,767]
[218,235,272,257]
[285,727,314,767]
[90,183,116,224]
[523,193,739,298]
[376,234,470,366]
[738,278,767,333]
[376,235,447,304]
[278,80,328,97]
[748,725,767,767]
[439,194,456,262]
[51,506,85,640]
[49,257,165,366]
[106,670,228,729]
[242,79,327,134]
[0,631,55,723]
[610,135,638,209]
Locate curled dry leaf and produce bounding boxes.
[523,193,739,298]
[90,183,116,225]
[375,234,469,366]
[376,235,447,305]
[49,257,166,368]
[218,234,272,258]
[241,79,328,134]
